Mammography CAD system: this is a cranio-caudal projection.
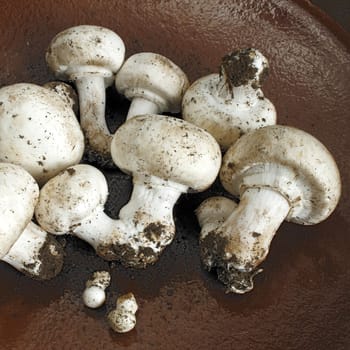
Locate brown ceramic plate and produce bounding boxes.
[0,1,349,349]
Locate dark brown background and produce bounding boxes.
[312,0,350,31]
[0,1,349,349]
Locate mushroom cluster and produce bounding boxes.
[35,116,221,268]
[1,23,341,334]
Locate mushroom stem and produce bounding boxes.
[223,187,290,269]
[201,187,290,293]
[75,74,111,158]
[72,208,119,251]
[101,174,188,266]
[126,97,160,120]
[2,221,63,280]
[70,173,187,255]
[217,71,262,103]
[119,174,187,226]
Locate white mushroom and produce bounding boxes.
[35,115,221,268]
[200,125,341,293]
[46,25,125,166]
[0,163,63,279]
[43,81,79,115]
[182,48,276,150]
[0,83,84,186]
[111,114,221,267]
[107,293,138,333]
[115,52,189,120]
[82,271,111,308]
[35,164,114,252]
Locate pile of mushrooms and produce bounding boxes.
[0,23,342,333]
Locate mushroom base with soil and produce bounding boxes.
[2,222,64,280]
[94,174,187,268]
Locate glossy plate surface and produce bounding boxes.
[0,1,349,349]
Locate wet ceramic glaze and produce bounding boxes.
[0,1,349,349]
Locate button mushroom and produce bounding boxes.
[82,271,111,309]
[110,114,221,267]
[0,163,63,279]
[115,52,189,120]
[0,83,84,186]
[107,293,138,333]
[182,48,276,150]
[200,125,341,293]
[46,25,125,167]
[35,115,221,268]
[34,164,116,253]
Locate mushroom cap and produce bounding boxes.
[196,196,238,229]
[0,83,84,186]
[220,125,341,225]
[115,52,189,113]
[111,114,221,192]
[182,73,276,150]
[82,286,106,309]
[43,81,79,115]
[35,164,108,234]
[0,163,39,258]
[46,25,125,85]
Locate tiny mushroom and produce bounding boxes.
[115,52,189,120]
[107,293,138,333]
[200,125,341,294]
[46,25,125,166]
[110,114,221,267]
[0,83,84,186]
[43,81,79,115]
[182,48,276,150]
[82,271,111,308]
[0,163,63,279]
[35,115,221,268]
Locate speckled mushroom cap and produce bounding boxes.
[35,164,108,234]
[182,48,276,150]
[115,53,189,113]
[182,73,276,149]
[43,81,79,115]
[46,25,125,86]
[220,125,341,225]
[0,163,39,258]
[0,83,84,186]
[111,114,221,191]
